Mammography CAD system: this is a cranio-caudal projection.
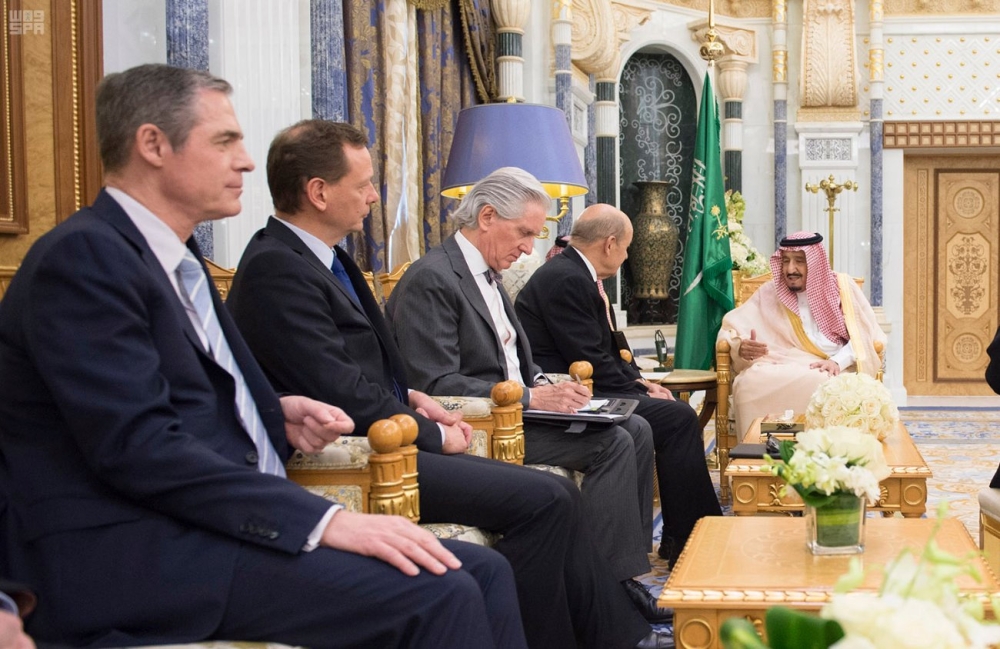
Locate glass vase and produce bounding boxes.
[806,492,866,555]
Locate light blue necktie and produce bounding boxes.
[176,251,285,477]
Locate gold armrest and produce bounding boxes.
[287,415,421,522]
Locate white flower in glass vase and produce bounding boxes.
[767,426,890,504]
[806,373,899,441]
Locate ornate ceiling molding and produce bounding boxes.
[610,1,652,41]
[571,0,619,74]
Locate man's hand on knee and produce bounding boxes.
[320,510,462,576]
[809,359,841,376]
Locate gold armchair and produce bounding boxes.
[715,272,885,503]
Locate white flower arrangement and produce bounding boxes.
[721,506,1000,649]
[821,505,1000,649]
[726,190,769,277]
[766,426,891,506]
[806,373,899,442]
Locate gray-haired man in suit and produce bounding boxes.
[387,167,669,622]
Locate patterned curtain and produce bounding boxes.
[344,0,389,271]
[419,4,477,252]
[343,0,480,271]
[457,0,497,104]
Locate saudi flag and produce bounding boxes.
[674,72,734,370]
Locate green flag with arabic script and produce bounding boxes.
[674,72,734,370]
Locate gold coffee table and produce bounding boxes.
[659,516,998,649]
[725,419,931,517]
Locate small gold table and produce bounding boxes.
[725,418,931,517]
[659,517,998,649]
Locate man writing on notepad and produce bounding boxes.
[515,203,722,566]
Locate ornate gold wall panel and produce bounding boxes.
[885,0,1000,14]
[0,0,27,235]
[636,0,770,19]
[885,121,1000,148]
[800,0,859,109]
[0,0,100,267]
[903,156,1000,396]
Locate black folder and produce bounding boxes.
[523,398,639,434]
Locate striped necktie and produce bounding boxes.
[176,251,285,477]
[596,279,615,331]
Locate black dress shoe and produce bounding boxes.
[622,578,674,624]
[634,630,675,649]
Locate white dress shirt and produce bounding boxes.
[455,231,524,385]
[105,190,337,551]
[796,293,855,369]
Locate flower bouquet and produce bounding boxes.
[766,427,890,554]
[726,190,769,277]
[720,505,1000,649]
[805,373,899,441]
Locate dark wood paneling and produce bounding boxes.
[0,0,28,235]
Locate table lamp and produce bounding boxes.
[441,102,588,236]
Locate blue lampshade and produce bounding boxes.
[442,103,589,199]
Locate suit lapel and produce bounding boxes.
[264,219,410,394]
[442,236,510,371]
[336,246,412,394]
[264,218,369,321]
[95,190,213,362]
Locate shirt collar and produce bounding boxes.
[573,247,599,282]
[105,186,188,276]
[455,230,490,276]
[275,216,335,268]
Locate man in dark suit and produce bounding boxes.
[0,64,525,649]
[386,168,672,619]
[227,120,670,649]
[514,204,723,564]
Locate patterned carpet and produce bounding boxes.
[640,406,1000,637]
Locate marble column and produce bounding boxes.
[310,0,347,122]
[551,0,573,237]
[492,0,530,101]
[868,0,885,306]
[167,0,212,257]
[594,61,620,310]
[717,60,748,193]
[772,0,788,249]
[585,74,597,207]
[687,23,758,196]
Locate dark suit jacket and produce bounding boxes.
[515,246,649,397]
[386,234,539,406]
[987,328,1000,486]
[0,191,331,645]
[226,217,443,452]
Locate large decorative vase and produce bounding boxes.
[629,180,678,322]
[806,492,866,555]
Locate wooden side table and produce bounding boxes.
[659,516,998,649]
[725,418,932,517]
